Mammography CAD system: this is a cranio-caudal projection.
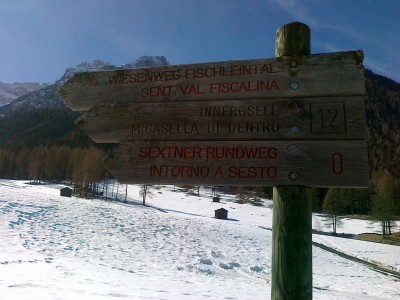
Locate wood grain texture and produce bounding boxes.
[275,22,311,57]
[272,22,313,300]
[272,186,312,300]
[77,96,367,143]
[58,51,365,111]
[103,140,369,187]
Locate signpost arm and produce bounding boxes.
[272,22,313,300]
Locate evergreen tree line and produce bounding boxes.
[0,145,109,196]
[320,171,400,236]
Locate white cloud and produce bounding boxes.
[268,0,319,27]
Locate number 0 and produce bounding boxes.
[332,153,344,174]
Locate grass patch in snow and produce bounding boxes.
[354,232,400,246]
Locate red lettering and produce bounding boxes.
[195,68,205,78]
[214,166,224,177]
[139,146,205,159]
[150,147,163,158]
[191,147,202,159]
[207,147,216,158]
[265,166,277,178]
[141,85,174,98]
[228,166,277,179]
[204,146,277,160]
[149,165,209,177]
[210,83,219,94]
[332,153,344,174]
[209,80,278,94]
[205,68,214,78]
[171,166,181,177]
[180,85,189,95]
[181,166,190,177]
[268,147,278,159]
[179,84,205,95]
[260,64,278,74]
[141,87,149,97]
[247,167,257,178]
[121,75,129,84]
[231,82,239,92]
[139,147,148,158]
[108,75,120,84]
[222,82,230,93]
[270,79,279,90]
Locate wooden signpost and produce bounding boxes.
[59,51,365,111]
[61,51,369,188]
[272,23,312,300]
[103,140,368,186]
[59,22,369,300]
[76,96,366,143]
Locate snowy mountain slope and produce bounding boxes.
[0,56,168,114]
[0,81,42,107]
[0,180,399,300]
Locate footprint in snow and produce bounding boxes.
[250,265,264,272]
[219,262,240,270]
[199,258,213,265]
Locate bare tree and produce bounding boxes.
[322,188,344,234]
[371,171,398,238]
[139,185,154,206]
[235,186,251,204]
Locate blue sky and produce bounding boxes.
[0,0,399,83]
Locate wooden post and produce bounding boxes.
[272,22,313,300]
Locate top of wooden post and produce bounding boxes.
[275,22,310,57]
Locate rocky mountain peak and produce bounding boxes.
[132,56,169,68]
[0,56,169,114]
[0,81,43,107]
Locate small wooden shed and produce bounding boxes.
[60,187,73,198]
[212,196,221,203]
[215,208,228,220]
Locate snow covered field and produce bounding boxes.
[0,180,399,299]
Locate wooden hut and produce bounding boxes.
[212,196,221,202]
[215,208,228,220]
[60,187,73,198]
